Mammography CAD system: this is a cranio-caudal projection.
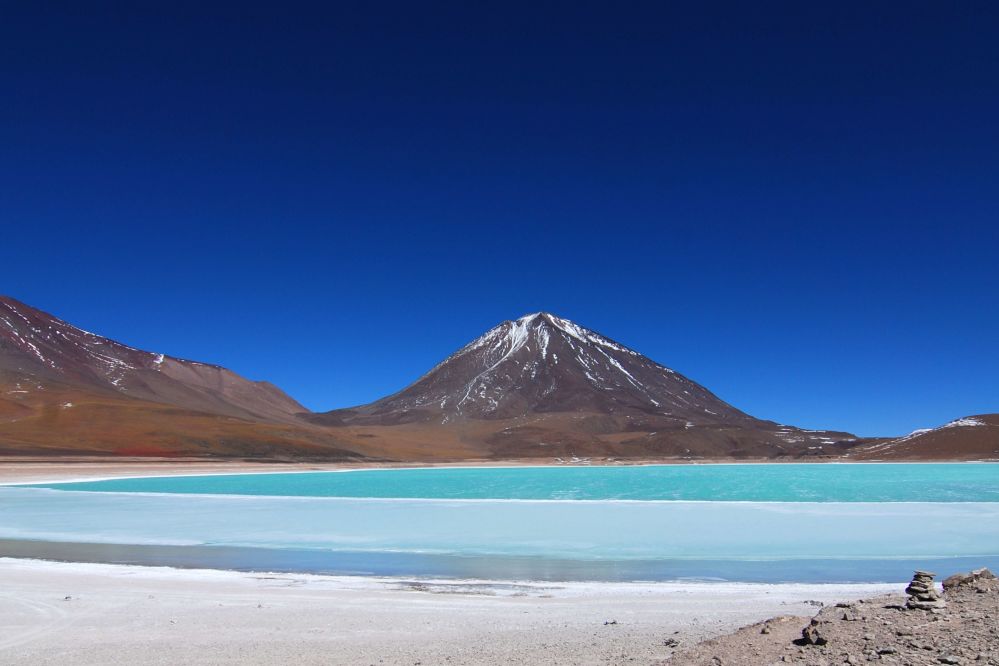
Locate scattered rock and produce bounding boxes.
[801,619,828,646]
[943,568,995,591]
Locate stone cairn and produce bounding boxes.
[905,570,946,610]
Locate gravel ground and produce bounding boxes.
[664,569,998,665]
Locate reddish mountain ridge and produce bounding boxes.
[0,296,305,424]
[0,296,364,459]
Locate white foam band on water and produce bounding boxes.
[2,487,998,561]
[8,487,999,505]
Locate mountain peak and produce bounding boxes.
[511,312,567,325]
[306,312,860,458]
[478,312,640,363]
[319,313,754,426]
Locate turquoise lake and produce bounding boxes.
[4,464,999,583]
[22,463,999,502]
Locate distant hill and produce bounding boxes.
[848,415,999,460]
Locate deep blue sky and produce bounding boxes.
[2,2,997,436]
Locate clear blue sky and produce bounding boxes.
[2,3,996,437]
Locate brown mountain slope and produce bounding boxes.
[310,313,859,459]
[0,381,363,459]
[847,414,999,460]
[0,296,367,460]
[0,296,306,424]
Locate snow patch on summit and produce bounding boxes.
[942,417,986,429]
[891,416,988,444]
[388,311,735,420]
[545,314,639,356]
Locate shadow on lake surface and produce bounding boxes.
[3,539,999,584]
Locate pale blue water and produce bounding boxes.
[4,464,999,582]
[21,463,999,502]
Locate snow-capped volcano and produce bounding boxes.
[319,313,759,427]
[310,312,860,458]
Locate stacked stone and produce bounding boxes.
[905,570,946,610]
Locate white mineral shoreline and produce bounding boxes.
[0,557,900,665]
[0,456,999,486]
[0,457,992,487]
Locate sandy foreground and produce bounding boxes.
[0,460,899,665]
[0,559,900,666]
